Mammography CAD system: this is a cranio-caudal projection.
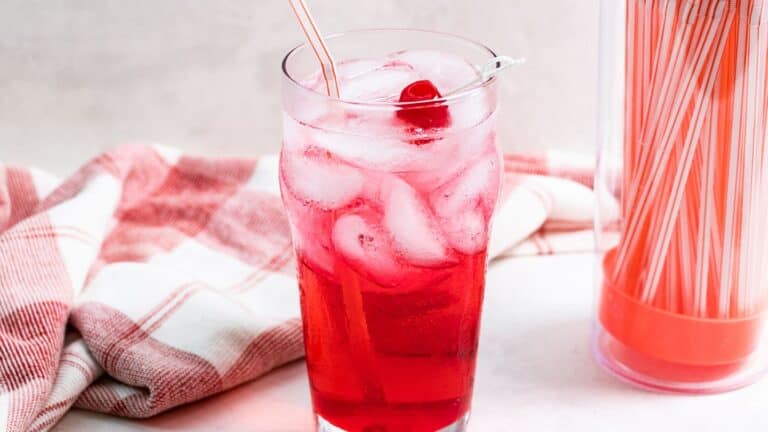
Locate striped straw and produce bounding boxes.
[610,0,768,321]
[287,0,340,98]
[640,1,733,303]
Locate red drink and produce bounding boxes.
[280,30,500,431]
[298,253,486,431]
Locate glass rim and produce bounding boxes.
[281,28,499,108]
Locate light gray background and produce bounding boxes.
[0,0,599,176]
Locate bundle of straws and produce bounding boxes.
[611,0,768,320]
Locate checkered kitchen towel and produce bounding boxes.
[0,145,602,432]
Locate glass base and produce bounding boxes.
[316,412,470,432]
[593,322,768,394]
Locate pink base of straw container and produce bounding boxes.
[593,322,768,394]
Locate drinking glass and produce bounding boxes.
[280,29,501,431]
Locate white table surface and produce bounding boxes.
[52,253,768,431]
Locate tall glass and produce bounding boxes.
[594,0,768,393]
[280,30,500,431]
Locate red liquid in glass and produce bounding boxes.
[298,251,486,432]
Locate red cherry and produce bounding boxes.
[396,80,451,131]
[399,79,441,102]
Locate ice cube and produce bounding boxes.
[383,177,451,266]
[340,66,420,102]
[442,205,488,255]
[431,153,501,254]
[311,129,425,172]
[292,210,333,275]
[447,87,493,129]
[283,84,331,125]
[280,152,364,210]
[282,113,310,153]
[331,212,403,286]
[405,117,495,191]
[299,58,413,102]
[451,113,496,162]
[433,152,501,217]
[299,70,324,94]
[280,174,336,275]
[402,159,462,194]
[393,49,480,94]
[291,217,335,276]
[336,58,389,80]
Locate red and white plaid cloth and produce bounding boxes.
[0,145,598,432]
